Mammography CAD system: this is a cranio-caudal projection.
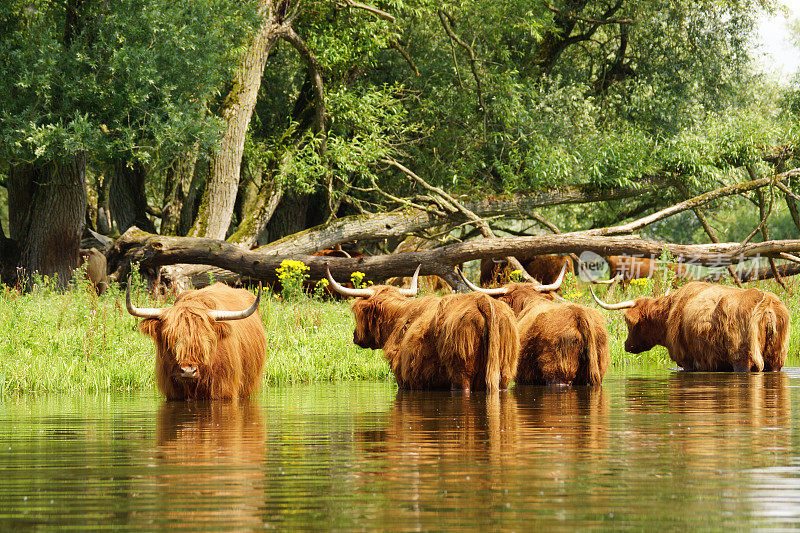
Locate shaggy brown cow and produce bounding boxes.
[328,266,519,392]
[127,282,266,400]
[78,248,108,295]
[461,267,609,385]
[480,254,574,287]
[592,281,790,372]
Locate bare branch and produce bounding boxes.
[343,0,396,22]
[437,9,486,117]
[588,167,800,236]
[383,157,537,282]
[675,181,742,287]
[389,40,420,76]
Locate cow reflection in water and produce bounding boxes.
[625,372,791,473]
[357,387,609,525]
[155,401,266,528]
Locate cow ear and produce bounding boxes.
[139,318,160,338]
[214,321,232,340]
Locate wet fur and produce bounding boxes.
[499,284,609,385]
[621,281,790,372]
[350,286,519,392]
[139,283,267,400]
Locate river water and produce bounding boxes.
[1,370,799,530]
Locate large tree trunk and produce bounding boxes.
[110,159,156,234]
[189,0,286,239]
[10,154,87,288]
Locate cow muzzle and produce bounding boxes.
[179,365,199,379]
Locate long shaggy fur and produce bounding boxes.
[139,283,267,400]
[78,248,108,295]
[349,286,519,391]
[499,284,609,385]
[620,281,790,372]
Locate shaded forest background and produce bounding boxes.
[1,0,799,287]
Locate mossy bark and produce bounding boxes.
[189,0,284,240]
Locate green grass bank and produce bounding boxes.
[1,274,799,395]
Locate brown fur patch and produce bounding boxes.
[621,282,790,372]
[498,286,610,385]
[480,255,574,287]
[348,286,519,391]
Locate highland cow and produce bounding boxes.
[461,266,609,385]
[592,281,790,372]
[78,248,108,295]
[127,282,266,400]
[328,266,519,392]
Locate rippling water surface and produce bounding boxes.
[2,370,800,530]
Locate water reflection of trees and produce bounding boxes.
[153,401,267,529]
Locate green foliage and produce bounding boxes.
[0,0,258,165]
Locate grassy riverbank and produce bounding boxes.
[0,274,798,394]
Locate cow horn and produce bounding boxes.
[325,266,375,298]
[590,287,636,310]
[456,267,508,295]
[125,277,164,319]
[209,283,262,321]
[397,265,421,296]
[592,273,623,285]
[534,263,566,292]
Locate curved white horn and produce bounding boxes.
[592,273,623,285]
[534,263,566,292]
[210,283,262,321]
[664,285,671,297]
[397,265,421,296]
[457,267,508,296]
[325,266,375,298]
[126,277,164,319]
[590,287,636,310]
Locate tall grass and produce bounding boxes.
[0,272,798,394]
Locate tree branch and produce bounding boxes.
[343,0,396,22]
[587,167,800,236]
[438,9,486,118]
[108,226,800,287]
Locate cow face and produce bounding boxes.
[350,298,383,349]
[140,306,231,381]
[621,301,662,354]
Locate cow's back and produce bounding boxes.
[516,300,608,385]
[665,282,789,371]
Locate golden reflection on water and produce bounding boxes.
[153,400,267,529]
[0,373,796,529]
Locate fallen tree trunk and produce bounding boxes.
[736,261,800,282]
[107,226,800,289]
